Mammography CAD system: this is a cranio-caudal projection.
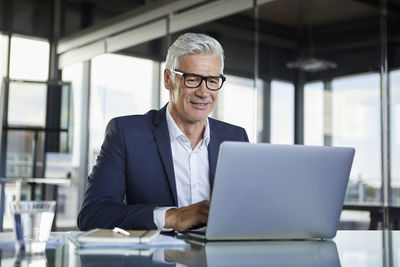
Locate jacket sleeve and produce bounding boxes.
[77,118,157,231]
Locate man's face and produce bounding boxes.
[164,53,221,127]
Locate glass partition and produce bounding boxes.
[220,75,259,142]
[1,80,73,230]
[7,82,47,127]
[160,62,169,107]
[5,130,44,178]
[391,70,400,204]
[257,0,381,228]
[387,0,400,210]
[61,62,84,230]
[332,74,381,203]
[304,82,324,146]
[270,80,294,144]
[89,54,154,166]
[0,34,8,79]
[9,36,49,81]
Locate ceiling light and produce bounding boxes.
[286,58,337,72]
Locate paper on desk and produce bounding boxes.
[68,231,188,249]
[150,234,188,246]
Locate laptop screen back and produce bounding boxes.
[206,142,355,240]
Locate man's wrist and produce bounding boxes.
[164,208,178,229]
[153,206,176,231]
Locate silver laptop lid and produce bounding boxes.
[206,142,355,240]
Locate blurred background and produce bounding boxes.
[0,0,399,231]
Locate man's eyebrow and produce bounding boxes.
[187,72,222,77]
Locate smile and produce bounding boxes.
[191,102,209,109]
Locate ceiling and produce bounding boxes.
[2,0,399,41]
[250,0,380,27]
[62,0,400,28]
[1,0,399,82]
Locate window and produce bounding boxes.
[62,63,83,167]
[1,36,51,230]
[89,54,153,162]
[220,75,259,142]
[6,130,44,178]
[5,37,50,179]
[332,73,381,203]
[9,36,49,81]
[390,70,400,204]
[60,62,84,229]
[304,82,324,146]
[271,80,294,144]
[7,82,47,127]
[160,62,169,107]
[0,34,8,79]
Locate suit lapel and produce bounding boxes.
[153,106,178,206]
[208,119,221,192]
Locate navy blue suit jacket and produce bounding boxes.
[77,105,249,230]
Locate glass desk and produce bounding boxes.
[0,230,398,266]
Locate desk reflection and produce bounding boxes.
[79,250,163,267]
[14,254,47,267]
[78,240,340,267]
[203,240,340,267]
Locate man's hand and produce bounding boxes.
[164,200,210,232]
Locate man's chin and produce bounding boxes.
[186,109,210,120]
[186,114,209,124]
[188,117,208,124]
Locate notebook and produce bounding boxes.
[68,229,160,248]
[187,142,355,241]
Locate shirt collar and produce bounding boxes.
[166,103,210,147]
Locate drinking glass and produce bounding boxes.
[10,201,56,254]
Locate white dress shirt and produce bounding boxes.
[153,104,211,230]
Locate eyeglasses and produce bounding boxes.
[171,69,226,91]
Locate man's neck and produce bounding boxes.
[180,122,206,150]
[170,113,206,150]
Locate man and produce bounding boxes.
[78,33,249,232]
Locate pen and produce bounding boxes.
[113,227,130,236]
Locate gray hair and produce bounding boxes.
[165,33,224,74]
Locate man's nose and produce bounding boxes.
[195,79,209,96]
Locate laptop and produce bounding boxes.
[186,142,355,241]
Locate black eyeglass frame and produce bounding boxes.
[171,69,226,91]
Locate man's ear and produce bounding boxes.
[164,69,173,90]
